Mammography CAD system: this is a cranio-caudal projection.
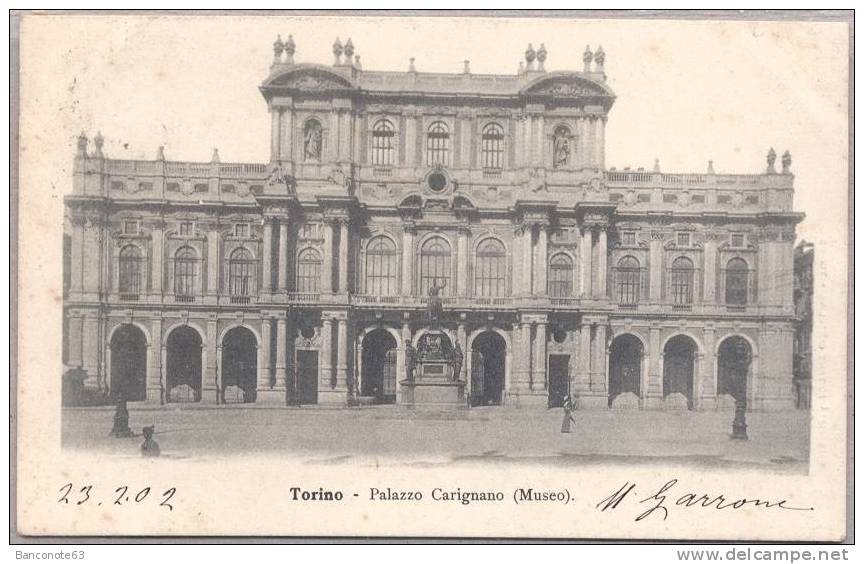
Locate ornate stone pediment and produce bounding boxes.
[521,73,614,99]
[264,67,356,92]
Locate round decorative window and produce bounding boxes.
[427,172,448,193]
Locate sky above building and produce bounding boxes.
[19,14,849,246]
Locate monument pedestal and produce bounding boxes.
[400,378,466,408]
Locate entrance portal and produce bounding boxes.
[110,324,147,401]
[718,336,752,402]
[221,327,257,403]
[663,335,698,408]
[361,329,397,404]
[548,354,570,408]
[295,350,319,405]
[166,325,202,403]
[609,334,643,407]
[470,331,506,406]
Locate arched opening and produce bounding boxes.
[470,331,506,407]
[364,236,399,296]
[360,329,397,404]
[166,326,202,403]
[474,239,507,297]
[110,324,147,401]
[609,334,643,407]
[663,335,698,408]
[419,237,451,295]
[717,336,752,402]
[221,327,257,404]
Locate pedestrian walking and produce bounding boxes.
[560,395,576,433]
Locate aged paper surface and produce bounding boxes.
[15,13,848,540]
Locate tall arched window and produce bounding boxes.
[616,256,641,305]
[118,245,142,295]
[420,237,451,295]
[365,236,399,295]
[481,123,505,169]
[426,122,450,166]
[474,239,507,297]
[548,253,574,297]
[229,248,255,297]
[670,256,695,306]
[296,248,322,293]
[725,258,750,305]
[371,119,395,166]
[174,246,197,298]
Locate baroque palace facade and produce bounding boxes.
[63,38,803,410]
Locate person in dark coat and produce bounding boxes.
[561,395,577,433]
[141,425,161,457]
[404,339,417,381]
[450,341,464,382]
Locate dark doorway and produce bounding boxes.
[361,329,397,404]
[222,327,257,403]
[548,354,570,408]
[609,334,643,407]
[166,325,202,403]
[296,350,318,405]
[717,336,752,402]
[663,335,698,408]
[470,331,506,406]
[110,324,147,401]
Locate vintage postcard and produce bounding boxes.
[12,11,850,541]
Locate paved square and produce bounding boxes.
[62,406,810,472]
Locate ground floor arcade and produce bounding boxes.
[64,306,797,411]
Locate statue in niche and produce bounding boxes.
[303,120,323,162]
[553,126,571,168]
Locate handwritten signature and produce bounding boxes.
[596,480,813,522]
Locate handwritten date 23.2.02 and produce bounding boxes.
[58,483,177,511]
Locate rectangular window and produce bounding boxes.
[179,222,193,237]
[123,221,138,235]
[234,223,249,238]
[300,224,318,240]
[229,257,253,296]
[677,233,691,247]
[731,233,745,248]
[622,232,636,246]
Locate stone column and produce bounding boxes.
[586,117,597,169]
[591,322,608,396]
[336,315,349,391]
[703,232,717,303]
[522,224,534,296]
[319,316,334,389]
[147,318,163,403]
[531,319,548,390]
[277,220,289,293]
[577,118,589,169]
[151,222,164,297]
[574,319,593,407]
[535,115,546,167]
[270,107,281,161]
[649,231,663,303]
[69,219,84,295]
[280,109,293,162]
[700,325,717,410]
[404,114,416,168]
[512,321,532,393]
[81,312,100,389]
[645,324,663,408]
[457,227,470,296]
[580,228,592,297]
[401,225,414,296]
[258,317,272,391]
[535,225,548,295]
[274,316,287,390]
[68,314,84,368]
[203,317,218,403]
[595,228,607,298]
[206,227,220,297]
[595,117,606,170]
[322,221,334,294]
[338,221,349,293]
[456,322,467,381]
[261,218,273,295]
